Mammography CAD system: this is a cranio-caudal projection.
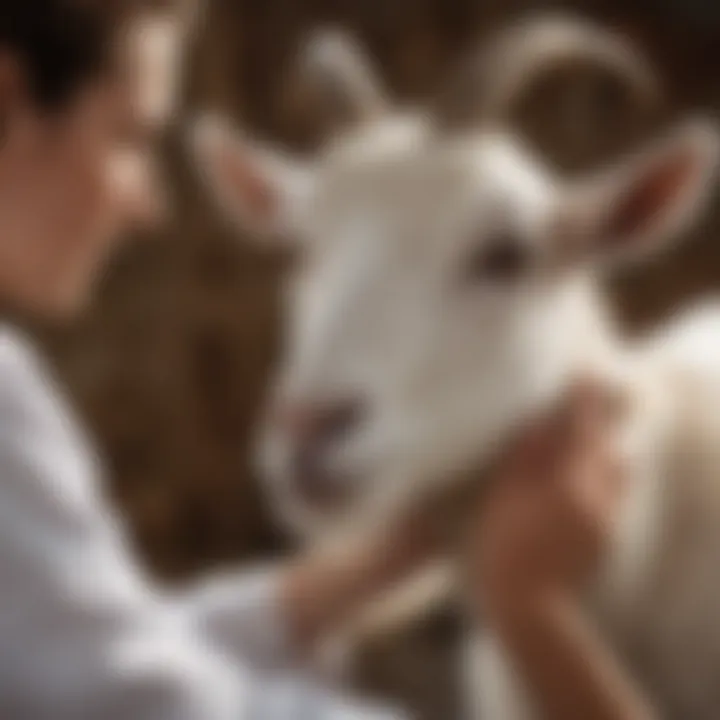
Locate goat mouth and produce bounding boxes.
[289,455,357,513]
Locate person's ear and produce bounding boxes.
[189,114,314,243]
[555,118,720,268]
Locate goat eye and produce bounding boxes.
[463,235,530,283]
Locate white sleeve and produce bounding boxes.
[174,565,297,672]
[0,329,409,720]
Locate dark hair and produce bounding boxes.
[0,0,134,110]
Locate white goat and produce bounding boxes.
[191,16,720,719]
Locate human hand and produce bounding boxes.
[470,379,626,619]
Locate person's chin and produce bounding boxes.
[2,281,91,327]
[38,286,94,324]
[48,264,108,322]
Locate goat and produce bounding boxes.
[190,15,720,719]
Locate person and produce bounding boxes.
[0,1,653,718]
[0,1,435,718]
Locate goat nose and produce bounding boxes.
[272,398,365,504]
[276,398,365,453]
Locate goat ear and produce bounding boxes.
[189,114,313,242]
[129,7,198,127]
[559,119,720,267]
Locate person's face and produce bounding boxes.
[0,11,189,318]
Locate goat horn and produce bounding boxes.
[434,14,660,129]
[294,28,389,134]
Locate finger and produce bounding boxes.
[504,379,624,487]
[526,398,584,480]
[595,444,628,507]
[571,375,629,428]
[567,441,627,524]
[553,378,624,458]
[537,381,594,456]
[496,416,552,480]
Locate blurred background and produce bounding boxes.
[26,1,720,717]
